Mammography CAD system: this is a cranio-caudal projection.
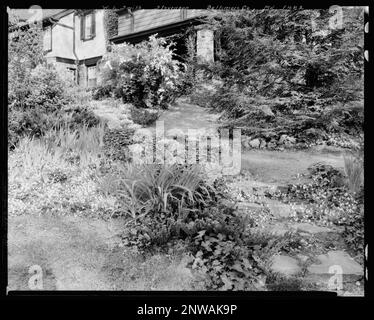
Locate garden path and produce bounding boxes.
[147,99,364,295]
[8,99,362,294]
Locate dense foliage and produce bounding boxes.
[96,35,186,110]
[8,12,100,148]
[103,128,134,162]
[190,8,364,147]
[98,163,298,290]
[268,159,364,256]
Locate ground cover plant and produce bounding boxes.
[109,163,316,290]
[266,155,364,258]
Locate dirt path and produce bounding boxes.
[156,98,221,133]
[155,99,345,184]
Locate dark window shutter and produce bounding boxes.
[80,15,84,40]
[91,11,96,38]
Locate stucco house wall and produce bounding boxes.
[41,10,106,87]
[44,13,76,60]
[18,8,215,87]
[74,10,106,60]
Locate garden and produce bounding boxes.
[8,8,364,294]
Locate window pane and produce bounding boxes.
[85,14,92,38]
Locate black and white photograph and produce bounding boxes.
[4,4,367,300]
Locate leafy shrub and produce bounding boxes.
[341,201,364,257]
[203,8,363,101]
[99,35,185,109]
[114,164,270,290]
[64,105,101,129]
[130,107,160,126]
[8,12,44,108]
[192,8,364,147]
[103,128,134,162]
[8,62,102,148]
[9,108,58,147]
[10,64,70,112]
[113,164,210,219]
[9,103,101,149]
[92,84,114,100]
[186,204,263,291]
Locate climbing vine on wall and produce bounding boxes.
[103,8,118,49]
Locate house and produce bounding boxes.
[110,9,214,64]
[10,8,215,88]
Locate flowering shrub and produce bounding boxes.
[99,35,185,109]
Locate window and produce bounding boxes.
[67,68,76,83]
[43,25,52,52]
[80,11,96,40]
[87,65,97,87]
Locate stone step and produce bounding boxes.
[265,199,296,218]
[270,254,302,276]
[307,250,363,278]
[290,223,332,235]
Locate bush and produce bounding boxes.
[64,105,102,130]
[191,8,364,147]
[99,35,185,109]
[103,128,134,162]
[10,64,70,112]
[341,200,364,257]
[9,102,101,149]
[130,107,160,126]
[8,63,102,148]
[92,84,114,100]
[113,163,270,290]
[8,12,44,109]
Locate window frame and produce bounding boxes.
[80,10,96,41]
